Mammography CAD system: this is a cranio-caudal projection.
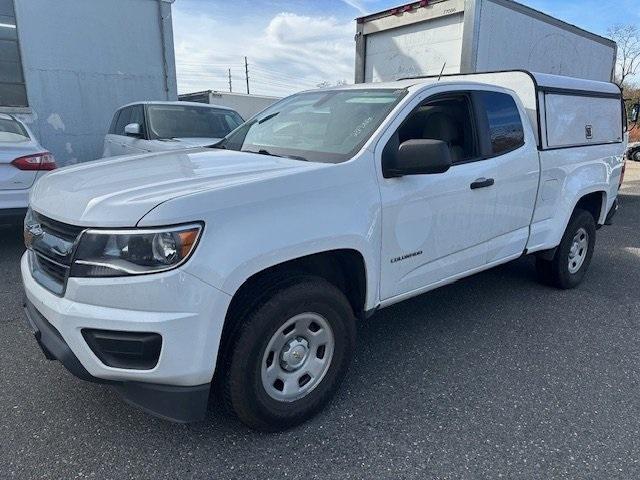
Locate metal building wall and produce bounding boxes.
[7,0,177,166]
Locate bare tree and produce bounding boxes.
[608,24,640,88]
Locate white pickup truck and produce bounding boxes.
[21,71,626,430]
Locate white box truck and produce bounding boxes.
[355,0,617,83]
[178,91,281,120]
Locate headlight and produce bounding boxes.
[70,224,202,277]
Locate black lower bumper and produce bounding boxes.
[24,299,210,423]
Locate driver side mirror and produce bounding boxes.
[383,139,452,178]
[124,123,142,137]
[631,104,640,123]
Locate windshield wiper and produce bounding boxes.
[258,112,280,124]
[244,149,308,162]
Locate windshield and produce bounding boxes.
[0,117,29,143]
[147,105,244,139]
[218,89,406,163]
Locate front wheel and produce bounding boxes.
[223,276,356,431]
[536,209,596,289]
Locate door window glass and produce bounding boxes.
[394,94,478,164]
[129,105,145,135]
[114,107,132,135]
[477,91,524,155]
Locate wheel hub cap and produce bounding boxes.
[280,337,309,371]
[261,312,335,402]
[568,227,589,274]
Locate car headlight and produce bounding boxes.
[70,224,203,277]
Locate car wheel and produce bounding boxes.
[633,149,640,162]
[223,276,356,431]
[536,209,596,289]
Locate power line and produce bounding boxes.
[177,61,330,85]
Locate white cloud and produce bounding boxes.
[172,9,356,98]
[340,0,368,15]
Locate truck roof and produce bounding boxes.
[326,70,622,149]
[327,71,621,97]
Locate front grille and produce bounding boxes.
[34,254,67,283]
[34,212,84,242]
[29,212,85,295]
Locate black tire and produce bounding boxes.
[536,208,596,289]
[632,149,640,162]
[223,276,356,431]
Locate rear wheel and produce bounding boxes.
[223,276,356,431]
[536,209,596,289]
[632,149,640,162]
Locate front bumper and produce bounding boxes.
[0,188,29,211]
[24,299,209,422]
[21,252,233,422]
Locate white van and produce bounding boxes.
[102,101,244,157]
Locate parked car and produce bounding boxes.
[22,71,626,431]
[102,101,244,157]
[0,114,55,223]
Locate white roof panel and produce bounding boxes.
[531,72,621,96]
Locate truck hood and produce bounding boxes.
[30,148,326,227]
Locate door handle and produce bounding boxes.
[470,178,495,190]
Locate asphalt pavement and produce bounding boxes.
[1,163,639,480]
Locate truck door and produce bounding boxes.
[473,91,539,263]
[377,90,498,301]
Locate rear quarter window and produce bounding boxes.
[478,91,524,156]
[0,116,29,142]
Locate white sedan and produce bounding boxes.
[0,113,56,222]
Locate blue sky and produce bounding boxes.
[172,0,640,97]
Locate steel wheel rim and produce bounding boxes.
[261,312,335,402]
[568,227,589,274]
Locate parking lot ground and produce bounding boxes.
[1,163,639,480]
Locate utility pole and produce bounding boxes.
[244,56,250,95]
[228,68,232,93]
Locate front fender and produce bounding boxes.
[140,154,383,311]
